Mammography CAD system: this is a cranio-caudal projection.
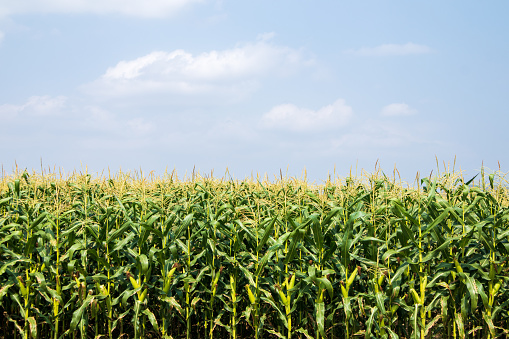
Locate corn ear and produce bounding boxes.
[139,288,148,302]
[493,280,502,295]
[245,285,256,305]
[377,273,384,287]
[163,267,178,294]
[454,259,463,274]
[18,278,27,297]
[130,276,140,289]
[278,289,288,305]
[168,266,178,280]
[410,288,421,304]
[341,284,348,298]
[347,269,358,289]
[289,274,296,290]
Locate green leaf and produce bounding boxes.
[138,254,149,276]
[175,213,194,239]
[462,274,478,313]
[0,259,30,276]
[70,295,95,331]
[365,307,377,339]
[424,314,440,337]
[343,296,352,320]
[27,316,37,339]
[121,287,141,308]
[0,197,12,207]
[422,236,461,262]
[162,296,185,317]
[455,312,465,339]
[255,250,274,277]
[283,230,302,264]
[311,214,323,251]
[295,327,314,339]
[266,329,287,339]
[422,208,450,236]
[410,304,419,339]
[30,212,48,230]
[108,221,133,243]
[111,232,135,253]
[375,292,386,315]
[260,295,286,325]
[304,266,333,299]
[387,327,400,339]
[392,201,419,228]
[476,279,490,312]
[257,215,278,253]
[341,224,352,268]
[142,308,159,332]
[316,301,325,337]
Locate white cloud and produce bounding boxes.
[84,35,310,99]
[0,95,67,118]
[0,96,157,147]
[0,31,4,43]
[261,99,353,132]
[345,43,433,56]
[381,103,417,117]
[0,0,203,18]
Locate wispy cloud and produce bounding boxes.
[0,0,203,18]
[84,35,312,100]
[381,103,418,117]
[0,95,158,155]
[0,95,67,118]
[260,99,353,132]
[0,31,4,44]
[345,43,433,56]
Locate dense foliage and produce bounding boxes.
[1,169,509,339]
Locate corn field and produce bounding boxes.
[1,168,509,339]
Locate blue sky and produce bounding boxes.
[1,1,508,183]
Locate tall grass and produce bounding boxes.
[0,167,508,338]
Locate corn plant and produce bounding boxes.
[1,167,508,338]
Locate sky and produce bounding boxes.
[0,1,508,183]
